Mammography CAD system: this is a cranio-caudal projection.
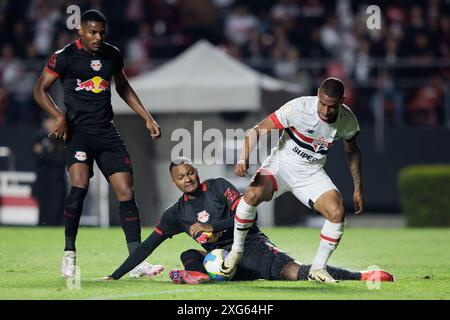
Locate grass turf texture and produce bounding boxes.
[0,227,448,300]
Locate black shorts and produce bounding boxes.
[65,126,133,179]
[227,234,294,281]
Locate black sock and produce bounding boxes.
[180,249,207,273]
[127,241,141,255]
[119,199,141,253]
[297,264,362,281]
[64,187,87,251]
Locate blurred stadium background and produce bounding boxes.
[0,0,449,228]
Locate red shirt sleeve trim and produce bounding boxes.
[269,112,284,129]
[44,66,59,78]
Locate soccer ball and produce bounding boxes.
[203,249,231,281]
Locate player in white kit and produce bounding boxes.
[222,77,364,283]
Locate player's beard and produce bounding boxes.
[184,182,202,197]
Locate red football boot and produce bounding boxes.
[360,270,394,282]
[169,269,211,284]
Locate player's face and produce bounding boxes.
[78,21,106,52]
[171,164,200,194]
[317,89,344,123]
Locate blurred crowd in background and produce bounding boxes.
[0,0,449,127]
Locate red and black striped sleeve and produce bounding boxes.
[44,48,68,78]
[209,178,243,232]
[154,205,184,238]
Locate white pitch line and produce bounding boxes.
[85,288,216,300]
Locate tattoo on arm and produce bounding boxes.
[345,140,362,192]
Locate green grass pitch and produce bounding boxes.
[0,227,449,300]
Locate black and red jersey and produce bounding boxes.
[110,177,263,279]
[155,177,261,252]
[44,39,123,134]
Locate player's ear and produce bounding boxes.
[77,25,83,37]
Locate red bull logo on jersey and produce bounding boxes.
[75,76,110,93]
[90,60,102,71]
[197,210,210,223]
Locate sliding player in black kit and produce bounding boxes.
[33,10,163,278]
[103,158,394,284]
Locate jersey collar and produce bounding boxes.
[75,38,82,50]
[183,182,207,202]
[75,38,102,56]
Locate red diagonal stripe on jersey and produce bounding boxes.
[291,127,314,143]
[320,233,340,243]
[269,113,285,129]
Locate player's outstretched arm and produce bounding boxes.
[108,231,166,280]
[113,69,161,140]
[236,116,281,177]
[33,71,68,140]
[343,136,364,215]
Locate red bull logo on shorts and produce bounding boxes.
[75,76,110,93]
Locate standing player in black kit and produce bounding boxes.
[33,10,163,278]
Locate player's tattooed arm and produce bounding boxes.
[113,69,161,139]
[33,70,67,140]
[344,136,364,215]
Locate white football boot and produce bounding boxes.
[129,261,164,278]
[61,250,76,278]
[308,268,339,283]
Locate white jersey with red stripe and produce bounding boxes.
[268,96,359,171]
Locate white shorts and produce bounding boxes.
[256,153,339,209]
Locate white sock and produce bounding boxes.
[311,220,344,271]
[231,198,257,253]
